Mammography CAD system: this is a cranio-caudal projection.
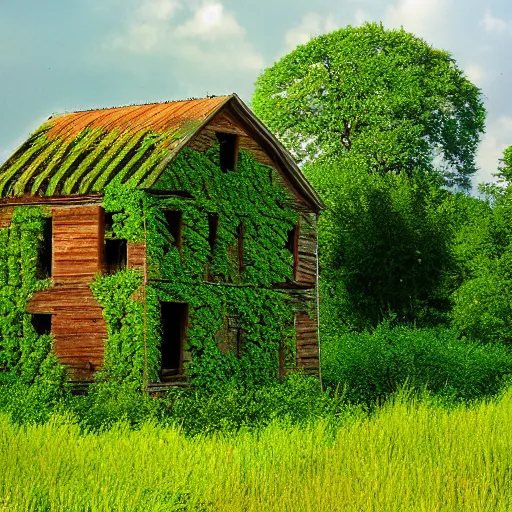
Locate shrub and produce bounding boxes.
[0,376,67,424]
[322,324,512,404]
[163,374,360,435]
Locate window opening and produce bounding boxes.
[216,132,238,172]
[104,212,115,236]
[37,217,52,278]
[164,210,182,254]
[32,313,52,336]
[104,239,127,273]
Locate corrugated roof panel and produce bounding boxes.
[0,96,232,197]
[0,94,324,210]
[46,96,230,140]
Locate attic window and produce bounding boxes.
[37,217,52,279]
[285,224,299,279]
[104,239,127,274]
[32,314,52,336]
[164,210,182,254]
[216,132,238,172]
[208,213,219,253]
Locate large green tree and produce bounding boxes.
[313,155,457,330]
[451,147,512,343]
[253,23,485,188]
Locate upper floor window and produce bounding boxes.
[103,211,127,274]
[216,132,238,172]
[208,213,219,254]
[37,217,52,279]
[105,239,127,274]
[164,210,182,255]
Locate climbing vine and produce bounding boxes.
[92,146,300,389]
[0,207,65,388]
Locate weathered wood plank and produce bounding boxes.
[128,243,146,269]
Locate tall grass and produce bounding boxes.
[2,390,512,510]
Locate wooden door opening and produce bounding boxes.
[160,302,188,380]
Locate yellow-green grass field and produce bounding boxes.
[2,392,512,511]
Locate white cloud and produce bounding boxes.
[465,63,485,86]
[354,9,371,26]
[475,116,512,183]
[481,10,508,34]
[137,0,181,21]
[112,23,161,52]
[284,13,337,51]
[109,0,264,72]
[175,2,244,41]
[384,0,446,37]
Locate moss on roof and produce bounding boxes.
[0,97,230,197]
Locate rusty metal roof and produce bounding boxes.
[0,94,324,210]
[0,96,231,197]
[46,96,231,140]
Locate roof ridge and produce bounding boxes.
[48,95,234,120]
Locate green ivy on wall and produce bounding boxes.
[93,146,300,389]
[0,207,65,388]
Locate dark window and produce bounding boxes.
[37,217,52,279]
[104,212,115,235]
[236,222,244,272]
[208,213,219,253]
[286,224,299,280]
[32,314,52,336]
[160,302,188,380]
[217,132,238,172]
[104,239,127,274]
[164,210,182,253]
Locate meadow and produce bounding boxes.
[2,390,512,511]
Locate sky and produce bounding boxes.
[1,0,511,184]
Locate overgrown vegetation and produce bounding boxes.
[4,391,512,511]
[0,208,65,392]
[2,22,512,488]
[91,145,300,388]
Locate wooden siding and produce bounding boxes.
[295,312,319,375]
[296,213,317,286]
[191,112,311,210]
[128,242,146,269]
[27,206,107,381]
[0,206,14,228]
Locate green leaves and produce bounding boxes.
[93,147,299,388]
[253,22,485,188]
[0,207,65,388]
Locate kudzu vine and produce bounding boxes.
[0,207,65,389]
[93,146,301,389]
[0,144,305,391]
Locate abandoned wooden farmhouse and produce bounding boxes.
[0,94,323,387]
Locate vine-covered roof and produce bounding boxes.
[0,95,323,210]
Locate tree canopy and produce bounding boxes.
[253,23,485,188]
